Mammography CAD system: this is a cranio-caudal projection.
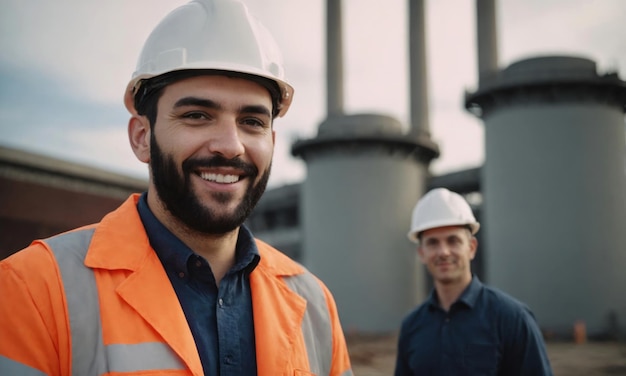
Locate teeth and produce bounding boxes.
[200,172,240,183]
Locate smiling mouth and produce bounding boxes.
[199,172,241,184]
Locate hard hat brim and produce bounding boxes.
[124,67,294,118]
[407,221,480,244]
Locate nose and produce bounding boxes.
[437,244,452,257]
[207,121,245,159]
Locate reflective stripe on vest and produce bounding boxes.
[45,229,185,375]
[0,355,48,376]
[46,229,350,376]
[283,272,333,376]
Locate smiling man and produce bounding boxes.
[0,1,352,375]
[394,188,553,376]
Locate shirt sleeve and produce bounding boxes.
[393,326,412,376]
[501,306,554,376]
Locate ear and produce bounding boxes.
[468,237,478,261]
[128,115,151,163]
[417,246,427,265]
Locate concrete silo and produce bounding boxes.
[291,0,439,333]
[465,55,626,338]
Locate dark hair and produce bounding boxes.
[417,224,473,242]
[134,69,282,127]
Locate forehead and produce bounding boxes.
[160,74,273,104]
[421,225,469,241]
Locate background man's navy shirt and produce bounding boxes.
[395,276,553,375]
[138,193,260,376]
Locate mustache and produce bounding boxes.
[182,155,258,176]
[435,258,455,264]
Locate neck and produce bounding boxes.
[435,275,472,312]
[148,193,239,285]
[185,229,239,286]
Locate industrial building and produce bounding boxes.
[0,145,147,260]
[250,0,626,338]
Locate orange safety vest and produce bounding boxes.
[0,194,353,376]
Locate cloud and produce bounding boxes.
[500,0,626,74]
[0,61,125,127]
[0,58,136,178]
[0,0,188,104]
[0,0,624,187]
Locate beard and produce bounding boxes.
[149,134,270,234]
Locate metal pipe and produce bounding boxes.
[476,0,499,84]
[326,0,344,116]
[408,0,430,139]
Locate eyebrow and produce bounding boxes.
[240,104,272,118]
[174,96,221,110]
[173,97,272,118]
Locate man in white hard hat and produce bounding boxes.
[394,188,552,375]
[0,1,353,375]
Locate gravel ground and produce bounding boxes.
[347,333,626,376]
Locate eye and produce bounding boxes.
[182,111,210,120]
[448,237,462,246]
[424,239,438,248]
[241,117,267,128]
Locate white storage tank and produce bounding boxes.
[292,113,438,332]
[465,56,626,338]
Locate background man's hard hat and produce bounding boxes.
[407,187,480,243]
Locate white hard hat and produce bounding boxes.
[407,188,480,243]
[124,0,294,117]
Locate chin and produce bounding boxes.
[435,278,454,285]
[434,273,459,285]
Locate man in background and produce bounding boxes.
[394,187,552,375]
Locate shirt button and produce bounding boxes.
[178,272,185,278]
[195,260,202,267]
[224,355,233,364]
[218,298,224,307]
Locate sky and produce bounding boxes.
[1,0,625,188]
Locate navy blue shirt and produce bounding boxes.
[137,193,260,376]
[395,276,553,376]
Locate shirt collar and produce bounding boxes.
[457,275,483,308]
[136,192,260,277]
[426,289,439,310]
[427,275,483,310]
[232,223,261,275]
